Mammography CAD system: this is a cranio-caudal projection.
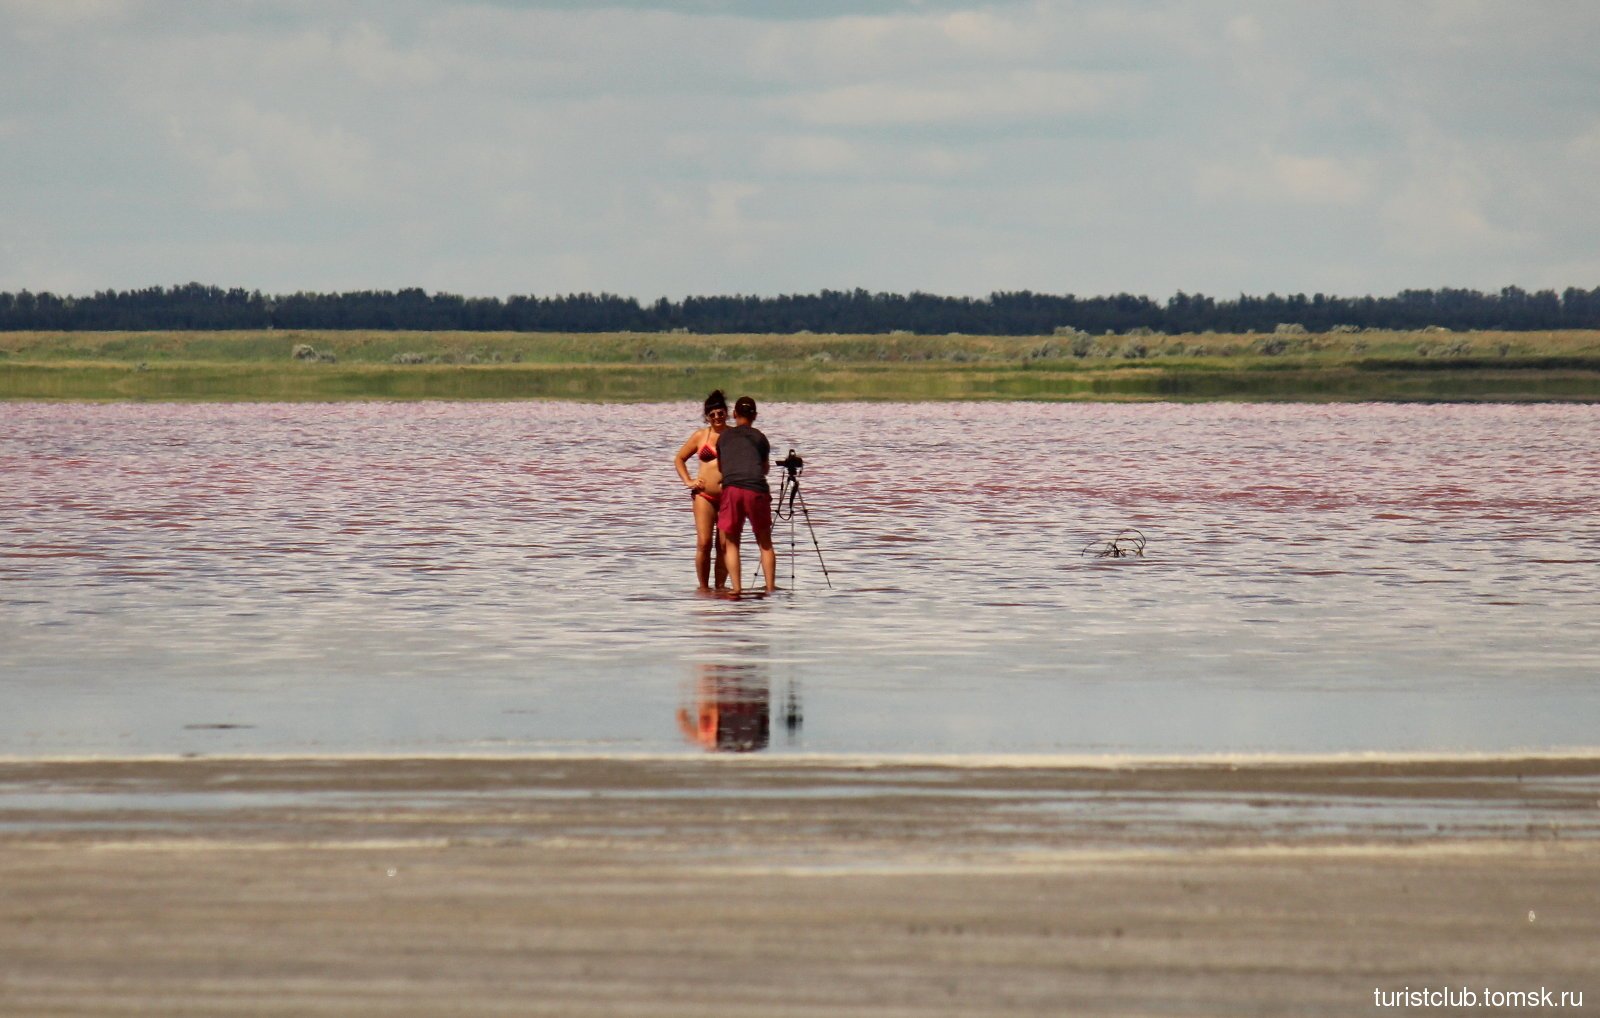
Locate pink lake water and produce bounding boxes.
[2,401,1597,757]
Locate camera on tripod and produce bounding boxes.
[770,448,831,589]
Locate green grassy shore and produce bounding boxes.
[3,328,1599,402]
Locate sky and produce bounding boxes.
[3,0,1599,300]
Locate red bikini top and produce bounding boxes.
[698,430,718,462]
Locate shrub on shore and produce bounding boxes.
[291,343,337,363]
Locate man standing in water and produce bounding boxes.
[716,395,777,595]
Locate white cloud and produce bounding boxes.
[165,104,381,212]
[906,145,987,178]
[743,15,913,85]
[1271,153,1372,205]
[758,135,985,178]
[1569,120,1600,163]
[760,135,863,175]
[0,0,129,29]
[1196,149,1373,207]
[334,22,443,87]
[936,9,1038,54]
[787,69,1139,126]
[706,181,762,239]
[1379,153,1516,256]
[166,117,269,211]
[739,6,1112,88]
[1224,15,1262,46]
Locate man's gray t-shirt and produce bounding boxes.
[717,425,770,494]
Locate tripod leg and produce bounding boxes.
[793,482,833,589]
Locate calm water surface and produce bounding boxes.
[2,401,1597,757]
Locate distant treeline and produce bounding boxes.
[3,283,1600,334]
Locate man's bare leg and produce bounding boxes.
[712,526,728,590]
[723,536,743,595]
[758,540,777,593]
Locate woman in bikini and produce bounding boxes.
[673,389,730,591]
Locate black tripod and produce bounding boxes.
[774,449,832,590]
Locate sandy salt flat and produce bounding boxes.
[1,755,1596,1016]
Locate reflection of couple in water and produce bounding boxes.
[678,660,802,753]
[673,390,778,595]
[678,663,771,753]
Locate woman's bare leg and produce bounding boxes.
[693,497,717,590]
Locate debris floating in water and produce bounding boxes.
[1081,529,1147,559]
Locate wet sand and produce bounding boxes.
[2,755,1597,1016]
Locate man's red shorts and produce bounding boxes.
[718,486,773,544]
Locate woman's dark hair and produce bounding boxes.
[703,389,728,417]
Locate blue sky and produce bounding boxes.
[3,0,1598,299]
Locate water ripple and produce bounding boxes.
[1,401,1597,756]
